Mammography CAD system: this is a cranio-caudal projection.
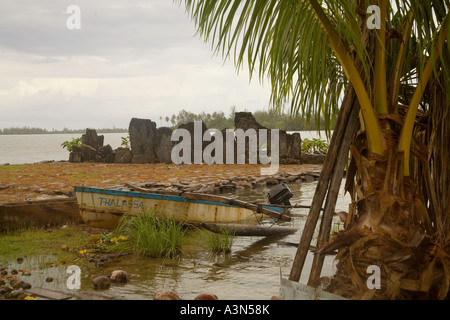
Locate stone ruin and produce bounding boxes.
[69,112,324,165]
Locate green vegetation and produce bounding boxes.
[61,137,82,152]
[120,135,130,148]
[301,138,329,154]
[0,225,92,266]
[202,228,235,254]
[114,211,186,258]
[168,108,332,131]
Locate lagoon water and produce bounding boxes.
[0,133,125,165]
[0,131,329,165]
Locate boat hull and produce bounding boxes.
[75,186,281,229]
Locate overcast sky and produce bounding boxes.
[0,0,272,130]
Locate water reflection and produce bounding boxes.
[3,180,350,299]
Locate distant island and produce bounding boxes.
[0,108,334,135]
[0,127,128,135]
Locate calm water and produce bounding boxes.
[0,131,329,165]
[0,133,126,165]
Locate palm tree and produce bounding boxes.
[177,0,449,299]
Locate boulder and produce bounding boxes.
[301,152,326,164]
[114,147,133,163]
[129,118,158,163]
[80,145,97,162]
[109,270,130,283]
[93,276,111,290]
[153,290,180,300]
[97,145,114,163]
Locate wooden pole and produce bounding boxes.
[288,83,356,282]
[307,96,360,284]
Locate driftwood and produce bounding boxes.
[201,222,298,237]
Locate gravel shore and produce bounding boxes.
[0,162,322,203]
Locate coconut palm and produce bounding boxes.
[177,0,449,299]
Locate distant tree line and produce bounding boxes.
[0,126,128,135]
[168,107,333,131]
[1,108,332,135]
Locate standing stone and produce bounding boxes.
[234,112,301,164]
[234,112,268,164]
[155,127,175,164]
[82,129,104,149]
[129,118,158,163]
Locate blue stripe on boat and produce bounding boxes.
[74,186,285,213]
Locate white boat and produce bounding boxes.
[74,186,290,229]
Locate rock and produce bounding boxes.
[265,178,279,186]
[194,293,218,300]
[80,145,98,162]
[234,112,302,164]
[82,128,104,149]
[69,151,82,163]
[301,152,326,164]
[97,145,115,163]
[302,174,315,182]
[114,147,133,164]
[10,278,21,289]
[129,118,158,163]
[109,270,130,283]
[21,282,32,290]
[196,184,215,194]
[10,288,24,299]
[183,184,202,192]
[153,290,180,300]
[155,127,175,164]
[93,276,111,290]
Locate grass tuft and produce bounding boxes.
[114,210,185,259]
[202,228,235,254]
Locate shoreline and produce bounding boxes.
[0,162,322,204]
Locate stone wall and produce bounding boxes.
[69,114,322,164]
